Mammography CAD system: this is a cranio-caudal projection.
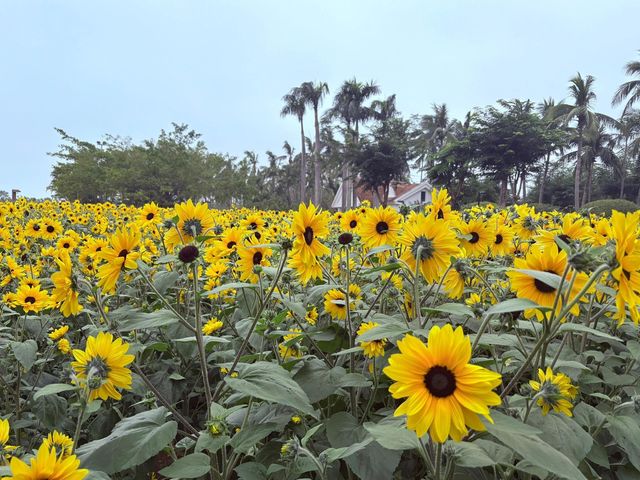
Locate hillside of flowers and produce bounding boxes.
[1,190,639,480]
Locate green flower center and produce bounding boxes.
[411,236,435,261]
[183,219,203,236]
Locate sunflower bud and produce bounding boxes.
[178,245,200,263]
[338,232,353,245]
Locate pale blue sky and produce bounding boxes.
[1,0,638,198]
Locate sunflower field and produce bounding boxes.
[1,190,640,480]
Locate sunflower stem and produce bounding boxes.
[417,438,436,476]
[434,442,443,480]
[212,248,289,402]
[192,263,213,416]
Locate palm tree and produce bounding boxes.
[325,79,380,209]
[537,98,566,203]
[413,104,462,180]
[281,87,307,203]
[613,52,640,116]
[282,141,294,165]
[300,81,329,205]
[613,112,640,199]
[557,74,616,208]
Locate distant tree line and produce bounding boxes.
[49,52,640,209]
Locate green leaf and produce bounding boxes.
[487,426,587,480]
[116,309,180,331]
[33,383,77,400]
[485,298,543,315]
[159,453,211,479]
[454,441,497,467]
[513,269,565,291]
[557,323,621,342]
[485,411,542,436]
[423,303,474,317]
[153,271,180,294]
[195,433,229,454]
[321,440,373,463]
[234,462,267,480]
[607,416,640,471]
[12,340,38,371]
[356,322,409,342]
[627,340,640,361]
[76,407,178,474]
[325,412,401,480]
[363,417,419,451]
[301,424,324,448]
[229,423,279,454]
[225,362,315,416]
[527,410,592,464]
[203,282,257,296]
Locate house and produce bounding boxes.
[331,179,433,210]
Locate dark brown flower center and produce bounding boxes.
[437,209,444,220]
[469,232,480,244]
[303,226,314,246]
[146,212,155,220]
[24,296,36,304]
[118,249,129,258]
[376,221,389,234]
[252,251,263,265]
[534,270,557,293]
[46,225,55,233]
[424,365,456,398]
[227,241,236,249]
[495,234,503,245]
[349,220,357,228]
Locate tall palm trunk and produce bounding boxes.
[574,127,583,210]
[299,119,307,204]
[313,106,322,205]
[538,152,551,204]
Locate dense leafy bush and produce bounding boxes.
[582,198,640,216]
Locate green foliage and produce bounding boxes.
[582,198,640,215]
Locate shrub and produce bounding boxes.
[582,198,640,216]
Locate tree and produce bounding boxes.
[537,98,568,203]
[556,74,616,208]
[413,103,462,179]
[612,51,640,116]
[300,81,329,205]
[281,87,308,203]
[348,117,411,206]
[325,78,380,209]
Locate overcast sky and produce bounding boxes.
[1,0,638,198]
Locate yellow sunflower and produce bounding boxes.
[278,329,304,360]
[202,318,223,335]
[356,322,387,358]
[291,202,331,261]
[384,325,502,443]
[51,254,83,317]
[5,443,88,480]
[359,206,402,249]
[323,287,359,321]
[41,431,74,458]
[96,228,141,293]
[398,214,461,283]
[610,211,640,325]
[71,331,134,401]
[529,367,578,417]
[427,188,454,221]
[14,284,50,313]
[1,418,16,461]
[340,209,361,232]
[236,239,272,283]
[164,200,214,250]
[507,244,590,321]
[491,222,515,257]
[458,219,493,257]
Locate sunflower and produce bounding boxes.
[41,431,74,458]
[359,206,402,249]
[1,418,16,461]
[383,325,502,442]
[236,239,272,283]
[217,227,244,256]
[71,331,134,401]
[48,325,69,341]
[529,367,578,417]
[442,260,469,299]
[491,222,515,257]
[340,209,361,232]
[164,200,214,250]
[458,219,493,257]
[96,228,141,293]
[288,251,323,284]
[398,214,461,283]
[305,307,318,326]
[535,214,593,251]
[5,443,88,480]
[610,211,640,325]
[51,254,83,317]
[41,219,63,240]
[139,202,160,226]
[291,202,330,259]
[427,188,454,221]
[202,318,223,335]
[278,329,304,360]
[323,288,355,321]
[14,284,50,313]
[507,244,590,321]
[356,322,386,358]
